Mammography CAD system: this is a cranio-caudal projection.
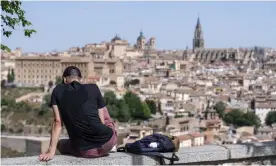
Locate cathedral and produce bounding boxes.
[135,31,156,50]
[184,16,256,64]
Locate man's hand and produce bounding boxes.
[38,152,55,162]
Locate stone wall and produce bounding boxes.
[2,141,276,165]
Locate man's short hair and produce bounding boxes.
[62,66,82,78]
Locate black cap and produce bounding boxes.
[62,66,82,78]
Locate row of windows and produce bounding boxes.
[19,80,52,84]
[62,63,87,68]
[17,62,60,67]
[18,75,56,79]
[17,69,60,73]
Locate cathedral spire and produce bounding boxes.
[197,13,200,24]
[193,14,204,51]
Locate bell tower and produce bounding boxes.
[193,15,204,51]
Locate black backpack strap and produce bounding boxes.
[169,153,179,165]
[139,152,179,165]
[116,147,179,165]
[117,147,127,152]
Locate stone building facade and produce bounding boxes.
[14,56,123,87]
[136,31,156,50]
[183,17,258,64]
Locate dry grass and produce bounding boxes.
[1,147,25,158]
[1,87,43,100]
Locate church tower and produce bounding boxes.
[193,16,204,51]
[137,30,146,50]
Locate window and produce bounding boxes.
[110,69,115,73]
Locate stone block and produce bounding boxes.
[26,138,50,156]
[161,145,230,164]
[1,153,158,165]
[1,136,26,153]
[224,141,276,159]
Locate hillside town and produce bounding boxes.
[1,17,276,150]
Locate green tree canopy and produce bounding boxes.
[145,99,157,114]
[265,111,276,126]
[141,102,151,120]
[1,80,6,88]
[123,91,151,120]
[7,69,15,83]
[106,104,119,119]
[214,101,226,118]
[103,91,118,105]
[55,76,63,85]
[223,109,261,128]
[1,0,36,51]
[117,100,130,122]
[124,91,143,119]
[43,94,51,107]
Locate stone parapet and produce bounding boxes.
[2,141,276,165]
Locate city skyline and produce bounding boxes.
[2,1,276,53]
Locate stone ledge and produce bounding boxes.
[2,141,276,165]
[224,141,276,159]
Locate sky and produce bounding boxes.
[2,1,276,53]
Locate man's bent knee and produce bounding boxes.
[57,139,71,154]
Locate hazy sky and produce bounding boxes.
[2,1,276,53]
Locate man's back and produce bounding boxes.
[51,81,113,151]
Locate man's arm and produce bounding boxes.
[39,87,62,161]
[48,105,63,153]
[98,107,105,124]
[96,84,106,124]
[39,105,62,161]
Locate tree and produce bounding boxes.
[141,102,151,120]
[223,109,260,128]
[43,94,51,107]
[104,91,119,119]
[242,111,261,128]
[1,80,6,88]
[117,100,130,122]
[55,76,63,85]
[145,100,157,114]
[1,0,36,51]
[38,103,49,116]
[103,91,117,105]
[224,109,243,127]
[106,104,119,119]
[214,101,226,118]
[265,111,276,126]
[48,81,54,89]
[124,91,144,120]
[11,69,15,82]
[7,69,14,83]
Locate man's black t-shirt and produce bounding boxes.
[50,81,113,151]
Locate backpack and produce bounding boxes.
[117,133,180,165]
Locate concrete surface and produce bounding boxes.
[2,141,276,165]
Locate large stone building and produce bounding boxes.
[14,56,123,87]
[193,17,204,51]
[135,31,156,50]
[185,17,259,64]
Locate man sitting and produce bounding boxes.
[39,66,117,161]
